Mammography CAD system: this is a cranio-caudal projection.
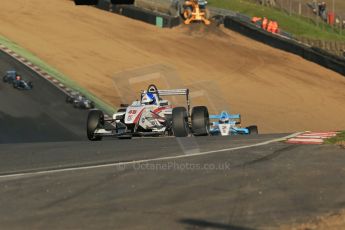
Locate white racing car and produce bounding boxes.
[87,84,210,140]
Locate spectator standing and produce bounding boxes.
[311,0,318,14]
[335,17,340,28]
[318,1,327,22]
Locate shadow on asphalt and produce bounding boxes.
[179,218,255,230]
[0,111,83,143]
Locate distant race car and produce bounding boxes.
[13,79,33,90]
[3,70,33,90]
[209,111,258,136]
[86,84,210,140]
[66,91,95,109]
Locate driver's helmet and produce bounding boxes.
[219,116,229,124]
[141,92,156,105]
[15,75,21,81]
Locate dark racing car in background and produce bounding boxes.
[3,70,33,90]
[13,78,33,90]
[66,91,95,109]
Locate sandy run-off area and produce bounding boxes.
[1,0,345,133]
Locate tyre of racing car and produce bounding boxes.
[172,107,190,137]
[28,82,33,89]
[66,96,73,103]
[13,82,18,88]
[191,106,210,136]
[246,125,258,135]
[87,110,104,141]
[117,108,127,113]
[3,76,7,83]
[114,108,127,123]
[73,102,80,109]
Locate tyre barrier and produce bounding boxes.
[111,5,180,28]
[78,0,181,28]
[224,16,345,76]
[310,46,345,64]
[75,0,134,5]
[74,0,99,5]
[96,0,111,10]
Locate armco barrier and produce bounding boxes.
[96,0,111,10]
[111,5,180,28]
[311,46,345,64]
[224,16,345,76]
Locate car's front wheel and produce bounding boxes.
[246,125,258,135]
[191,106,210,136]
[87,110,104,141]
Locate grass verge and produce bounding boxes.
[208,0,345,41]
[324,131,345,145]
[0,35,115,115]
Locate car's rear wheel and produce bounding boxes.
[191,106,210,136]
[66,96,72,103]
[246,125,258,135]
[89,101,95,109]
[117,108,127,113]
[87,110,104,141]
[3,76,7,83]
[172,107,190,137]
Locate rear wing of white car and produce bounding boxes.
[158,89,190,116]
[142,88,191,116]
[157,89,189,96]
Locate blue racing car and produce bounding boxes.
[209,111,258,136]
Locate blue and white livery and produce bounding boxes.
[209,111,258,136]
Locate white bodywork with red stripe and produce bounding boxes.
[124,102,173,131]
[94,85,190,137]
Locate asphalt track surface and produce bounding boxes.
[1,136,345,230]
[0,50,88,143]
[1,51,345,229]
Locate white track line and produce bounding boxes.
[0,133,301,180]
